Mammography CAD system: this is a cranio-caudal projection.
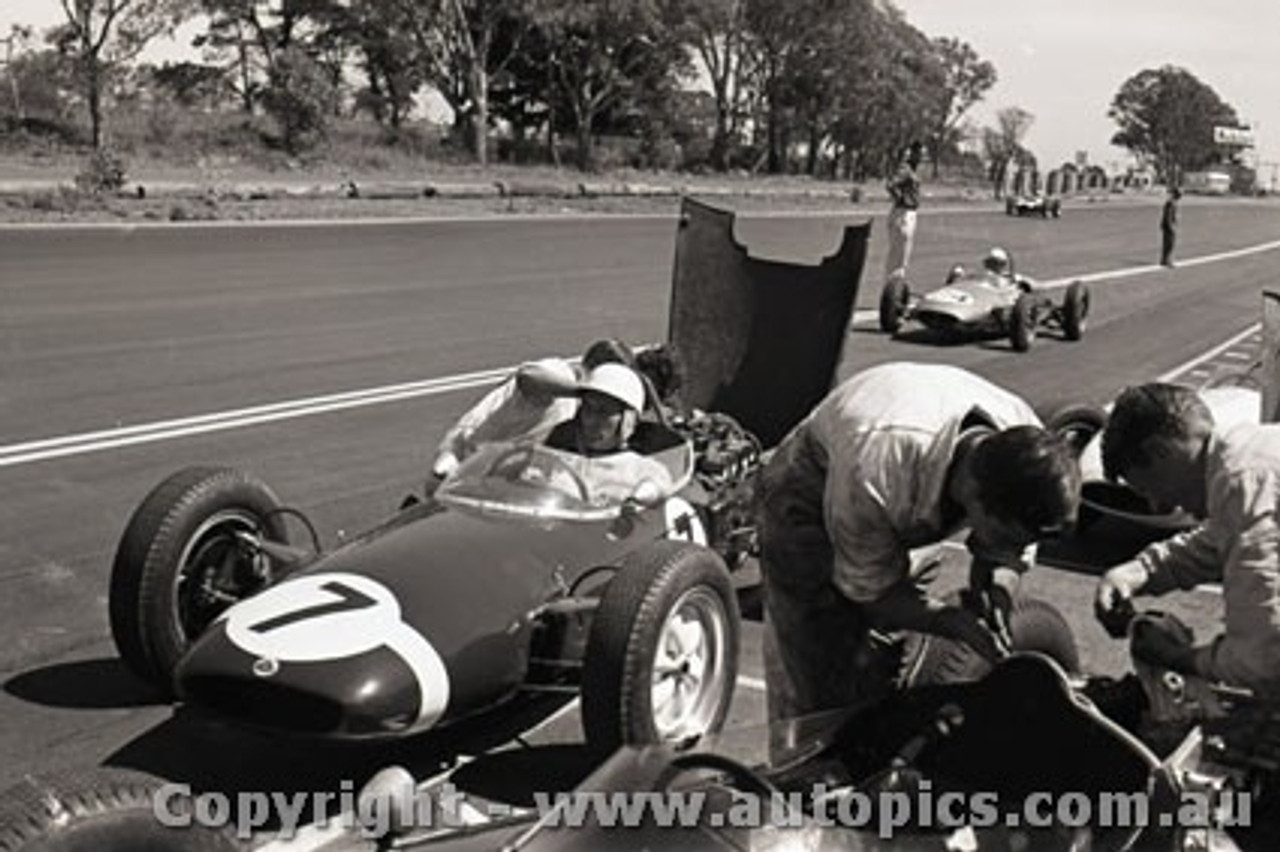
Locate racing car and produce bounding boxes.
[878,246,1090,351]
[106,197,870,757]
[1006,193,1062,218]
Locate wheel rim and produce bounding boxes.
[650,586,729,741]
[172,509,268,641]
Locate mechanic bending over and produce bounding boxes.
[1095,383,1280,699]
[430,338,636,482]
[543,363,675,502]
[757,362,1080,755]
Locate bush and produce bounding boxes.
[260,48,338,155]
[74,148,128,194]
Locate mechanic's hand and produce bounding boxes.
[960,584,1014,657]
[1131,614,1196,673]
[1095,561,1147,638]
[932,605,1008,664]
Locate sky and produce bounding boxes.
[891,0,1280,181]
[2,0,1277,183]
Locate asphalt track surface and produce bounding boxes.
[1,197,1279,829]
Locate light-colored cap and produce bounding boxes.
[579,363,646,411]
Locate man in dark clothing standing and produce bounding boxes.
[885,141,923,284]
[1161,187,1181,267]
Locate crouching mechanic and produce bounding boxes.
[758,362,1080,753]
[1094,383,1280,699]
[544,363,674,503]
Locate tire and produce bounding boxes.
[878,277,911,334]
[1051,200,1062,218]
[110,467,290,694]
[1062,281,1089,341]
[580,541,740,755]
[905,597,1081,688]
[1005,199,1016,215]
[0,768,242,851]
[1042,401,1107,457]
[1009,293,1037,352]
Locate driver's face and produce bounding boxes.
[577,391,630,453]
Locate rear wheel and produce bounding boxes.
[1062,281,1089,341]
[110,467,291,694]
[581,541,740,756]
[878,277,911,334]
[0,768,242,851]
[1009,293,1037,351]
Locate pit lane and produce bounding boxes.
[1,197,1278,831]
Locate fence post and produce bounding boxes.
[1263,290,1280,422]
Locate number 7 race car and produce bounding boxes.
[878,251,1090,352]
[106,198,870,757]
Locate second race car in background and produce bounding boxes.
[878,247,1090,352]
[1006,193,1062,218]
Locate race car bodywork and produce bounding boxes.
[1006,193,1062,218]
[108,198,870,754]
[878,262,1090,352]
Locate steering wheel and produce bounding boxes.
[486,445,593,503]
[652,752,781,798]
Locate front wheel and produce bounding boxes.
[0,769,243,851]
[581,541,740,755]
[110,466,291,694]
[1062,281,1089,341]
[1009,293,1038,352]
[879,277,911,334]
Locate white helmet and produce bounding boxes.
[984,246,1011,274]
[579,363,646,412]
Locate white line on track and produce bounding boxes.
[4,238,1278,468]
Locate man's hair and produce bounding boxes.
[1101,383,1213,481]
[970,425,1081,535]
[582,338,635,370]
[635,344,683,406]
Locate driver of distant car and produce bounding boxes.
[982,246,1016,288]
[543,363,675,502]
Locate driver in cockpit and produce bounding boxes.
[982,246,1017,289]
[543,363,675,503]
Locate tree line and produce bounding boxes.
[0,0,1247,184]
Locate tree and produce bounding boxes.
[983,105,1033,196]
[672,0,753,170]
[534,0,686,170]
[55,0,195,147]
[926,36,995,177]
[2,25,35,119]
[259,44,336,153]
[1109,65,1239,184]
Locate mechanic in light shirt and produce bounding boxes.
[1095,383,1280,698]
[757,362,1081,749]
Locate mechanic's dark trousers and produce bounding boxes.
[759,499,893,765]
[1161,226,1176,266]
